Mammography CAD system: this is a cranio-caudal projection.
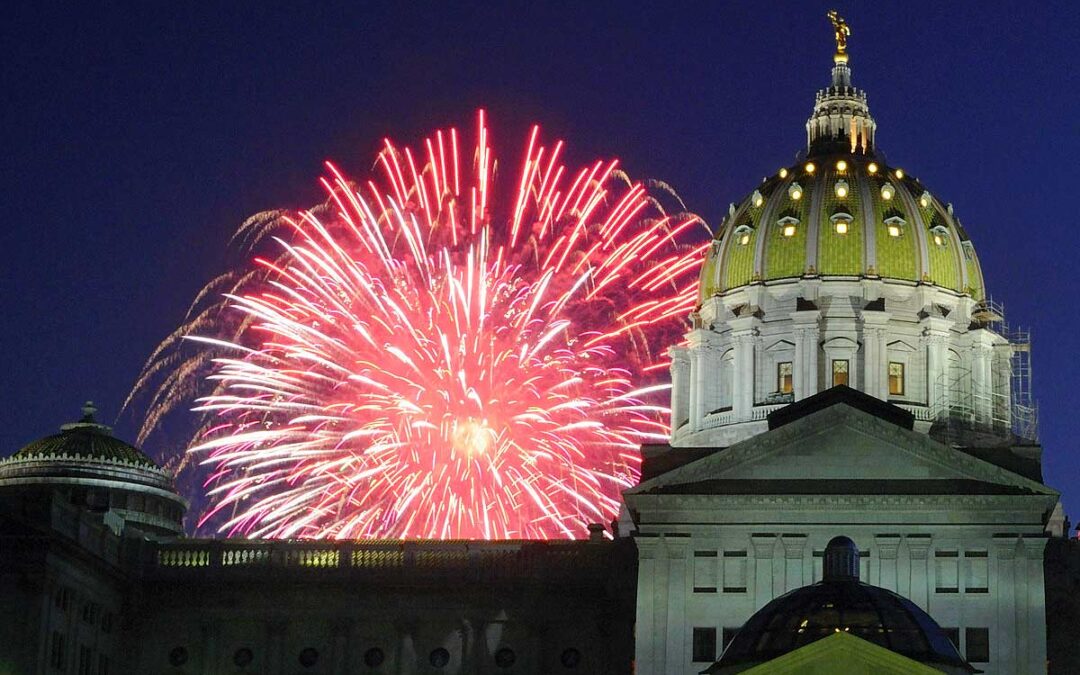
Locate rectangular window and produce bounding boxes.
[935,551,959,593]
[888,361,905,396]
[832,359,849,387]
[966,627,990,663]
[78,645,93,675]
[964,551,989,593]
[50,631,65,670]
[692,627,717,663]
[777,361,793,393]
[723,550,748,593]
[693,550,718,593]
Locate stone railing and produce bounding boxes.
[896,403,935,421]
[148,538,626,585]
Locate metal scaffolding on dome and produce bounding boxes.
[931,299,1037,446]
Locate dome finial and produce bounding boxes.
[827,10,851,63]
[80,400,97,423]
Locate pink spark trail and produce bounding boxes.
[138,111,708,539]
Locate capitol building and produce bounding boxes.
[1,13,1077,675]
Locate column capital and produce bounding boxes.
[751,534,777,559]
[874,535,901,559]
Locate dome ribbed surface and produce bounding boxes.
[711,576,974,673]
[14,423,157,468]
[699,154,984,303]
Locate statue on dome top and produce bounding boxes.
[827,10,850,55]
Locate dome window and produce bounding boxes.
[779,167,789,178]
[751,190,764,208]
[733,224,754,246]
[884,215,906,237]
[805,162,816,174]
[880,183,895,201]
[919,191,932,208]
[930,225,949,247]
[788,182,803,201]
[836,159,848,172]
[777,216,799,238]
[894,168,905,179]
[830,211,853,235]
[867,162,879,174]
[834,179,849,198]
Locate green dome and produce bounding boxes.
[13,401,158,468]
[699,154,985,304]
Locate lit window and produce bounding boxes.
[783,224,797,237]
[739,233,751,246]
[834,179,849,198]
[751,190,764,208]
[779,167,789,178]
[966,627,990,663]
[834,220,849,235]
[836,159,848,172]
[832,360,849,387]
[888,362,904,396]
[788,182,803,200]
[894,168,905,179]
[880,183,895,200]
[778,362,793,393]
[805,162,816,174]
[919,191,932,208]
[734,225,753,246]
[692,628,717,663]
[931,226,949,247]
[867,162,879,174]
[888,224,901,237]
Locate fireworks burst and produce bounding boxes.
[129,111,708,539]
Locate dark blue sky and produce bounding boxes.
[2,3,1078,519]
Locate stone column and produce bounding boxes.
[635,540,659,674]
[970,330,996,426]
[907,536,931,611]
[666,543,687,669]
[992,538,1016,672]
[791,309,821,401]
[860,310,891,400]
[921,317,951,414]
[729,318,760,421]
[875,535,900,592]
[781,535,807,592]
[669,348,690,433]
[751,535,776,610]
[687,330,710,431]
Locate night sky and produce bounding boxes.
[3,3,1078,521]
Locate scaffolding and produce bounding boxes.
[931,298,1037,446]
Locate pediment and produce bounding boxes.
[628,403,1055,497]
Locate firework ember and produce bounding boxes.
[130,111,707,539]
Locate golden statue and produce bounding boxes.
[827,10,850,56]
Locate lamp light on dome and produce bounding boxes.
[933,233,945,247]
[836,159,848,172]
[788,182,803,201]
[739,233,751,246]
[919,191,932,208]
[805,162,816,174]
[835,220,849,235]
[894,168,905,179]
[779,167,789,178]
[880,183,895,201]
[751,190,764,208]
[887,224,902,237]
[867,162,879,174]
[783,224,797,238]
[834,179,849,198]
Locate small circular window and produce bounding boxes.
[429,648,450,668]
[168,646,188,666]
[560,648,582,668]
[298,647,319,667]
[233,647,254,667]
[363,647,385,667]
[494,647,516,668]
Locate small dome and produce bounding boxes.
[14,401,157,468]
[0,401,186,536]
[707,536,975,674]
